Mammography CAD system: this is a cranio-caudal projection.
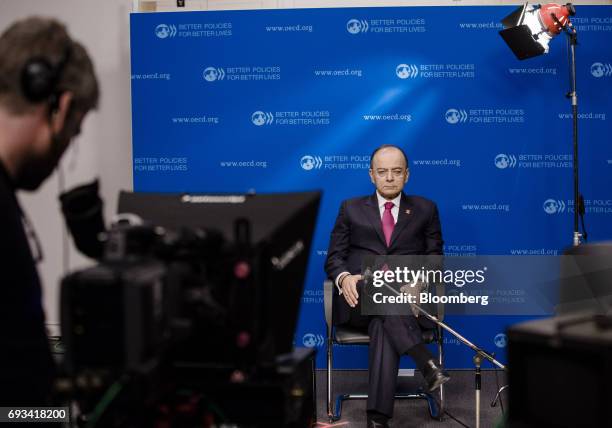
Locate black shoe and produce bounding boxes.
[422,359,450,392]
[367,411,390,428]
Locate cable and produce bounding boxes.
[579,194,588,242]
[175,389,227,422]
[444,409,470,428]
[57,137,80,273]
[57,165,69,273]
[494,369,505,414]
[85,379,125,428]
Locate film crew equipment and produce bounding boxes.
[499,2,575,60]
[59,179,106,259]
[60,191,321,427]
[557,242,612,316]
[507,242,612,427]
[507,313,612,428]
[499,3,586,246]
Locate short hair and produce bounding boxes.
[369,144,409,169]
[0,17,99,114]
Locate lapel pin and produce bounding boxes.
[405,209,411,215]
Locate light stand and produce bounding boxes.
[499,2,587,246]
[560,20,586,246]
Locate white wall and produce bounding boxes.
[0,0,134,333]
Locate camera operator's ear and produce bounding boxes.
[49,91,73,134]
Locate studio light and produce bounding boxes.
[499,2,575,60]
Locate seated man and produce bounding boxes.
[325,144,450,427]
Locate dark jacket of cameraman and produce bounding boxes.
[0,160,55,405]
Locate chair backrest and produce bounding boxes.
[323,280,443,346]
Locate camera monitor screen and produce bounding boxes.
[117,190,321,364]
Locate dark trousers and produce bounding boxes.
[345,307,425,417]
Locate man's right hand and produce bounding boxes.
[341,274,362,308]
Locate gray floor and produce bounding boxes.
[314,370,507,428]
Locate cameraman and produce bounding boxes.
[0,17,98,405]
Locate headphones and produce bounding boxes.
[20,44,72,113]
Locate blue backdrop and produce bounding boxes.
[130,6,612,368]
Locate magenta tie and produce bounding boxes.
[382,201,395,247]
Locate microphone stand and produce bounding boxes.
[409,303,507,428]
[383,282,507,428]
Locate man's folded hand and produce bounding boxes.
[341,274,363,308]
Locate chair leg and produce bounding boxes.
[422,392,441,419]
[326,327,447,422]
[327,336,334,422]
[311,354,317,424]
[334,393,367,420]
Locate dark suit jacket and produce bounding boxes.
[324,192,443,326]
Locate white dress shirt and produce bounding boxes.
[375,191,401,224]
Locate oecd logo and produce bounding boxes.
[590,62,612,78]
[302,333,324,347]
[300,155,323,171]
[347,19,368,34]
[445,109,468,124]
[251,111,274,126]
[155,24,177,39]
[203,67,225,82]
[494,333,507,348]
[543,199,566,214]
[396,64,418,79]
[494,154,517,169]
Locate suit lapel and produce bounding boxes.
[389,193,414,248]
[362,194,386,247]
